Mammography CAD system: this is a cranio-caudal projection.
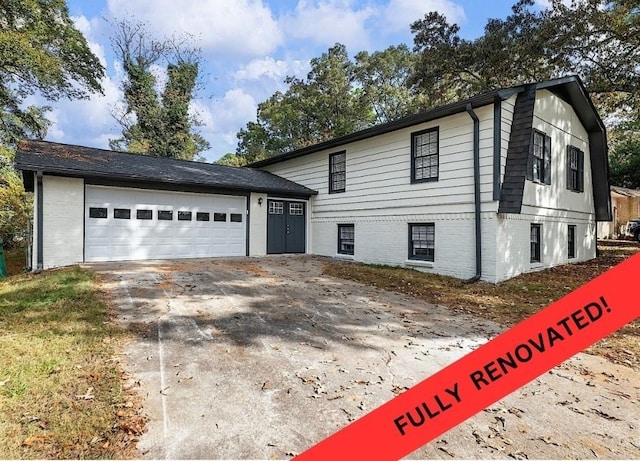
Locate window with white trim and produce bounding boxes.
[268,201,283,214]
[289,202,304,215]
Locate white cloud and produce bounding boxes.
[45,74,122,149]
[382,0,466,32]
[281,0,376,50]
[191,89,258,161]
[233,57,309,82]
[71,15,108,68]
[105,0,283,57]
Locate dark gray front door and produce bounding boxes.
[267,200,306,254]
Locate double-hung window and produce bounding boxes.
[411,128,439,182]
[409,223,435,262]
[530,224,542,263]
[337,224,354,255]
[566,146,584,192]
[528,130,551,185]
[329,151,346,193]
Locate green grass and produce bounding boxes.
[0,267,141,459]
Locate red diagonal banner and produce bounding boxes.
[295,253,640,460]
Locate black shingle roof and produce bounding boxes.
[15,140,317,197]
[498,84,537,214]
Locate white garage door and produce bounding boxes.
[85,185,246,262]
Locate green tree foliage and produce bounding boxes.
[410,0,640,117]
[0,0,104,145]
[354,45,429,124]
[0,161,32,248]
[236,43,426,161]
[1,0,104,247]
[109,20,209,160]
[609,136,640,189]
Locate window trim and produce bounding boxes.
[329,151,346,194]
[568,224,576,259]
[566,145,584,192]
[528,129,551,185]
[337,224,354,255]
[411,127,439,183]
[530,223,542,263]
[408,223,435,262]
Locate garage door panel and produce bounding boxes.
[85,186,246,262]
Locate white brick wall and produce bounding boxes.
[311,212,499,281]
[249,192,267,256]
[496,213,596,282]
[40,176,84,268]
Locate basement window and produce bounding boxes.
[158,210,173,221]
[568,225,576,259]
[196,212,210,222]
[136,209,153,220]
[337,224,354,255]
[230,213,243,223]
[409,223,435,262]
[531,223,542,263]
[114,208,131,219]
[89,207,107,218]
[178,211,192,221]
[214,213,226,222]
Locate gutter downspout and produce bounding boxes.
[36,170,44,272]
[465,104,482,283]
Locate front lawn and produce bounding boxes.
[0,267,144,458]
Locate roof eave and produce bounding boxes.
[15,162,317,197]
[249,90,510,168]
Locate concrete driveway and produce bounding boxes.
[93,256,640,459]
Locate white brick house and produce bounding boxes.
[16,76,610,282]
[251,76,611,282]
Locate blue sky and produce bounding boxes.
[53,0,533,162]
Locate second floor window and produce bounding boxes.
[329,151,346,193]
[412,128,439,182]
[566,145,584,192]
[528,130,551,185]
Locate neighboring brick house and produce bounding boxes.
[597,186,640,239]
[16,75,611,282]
